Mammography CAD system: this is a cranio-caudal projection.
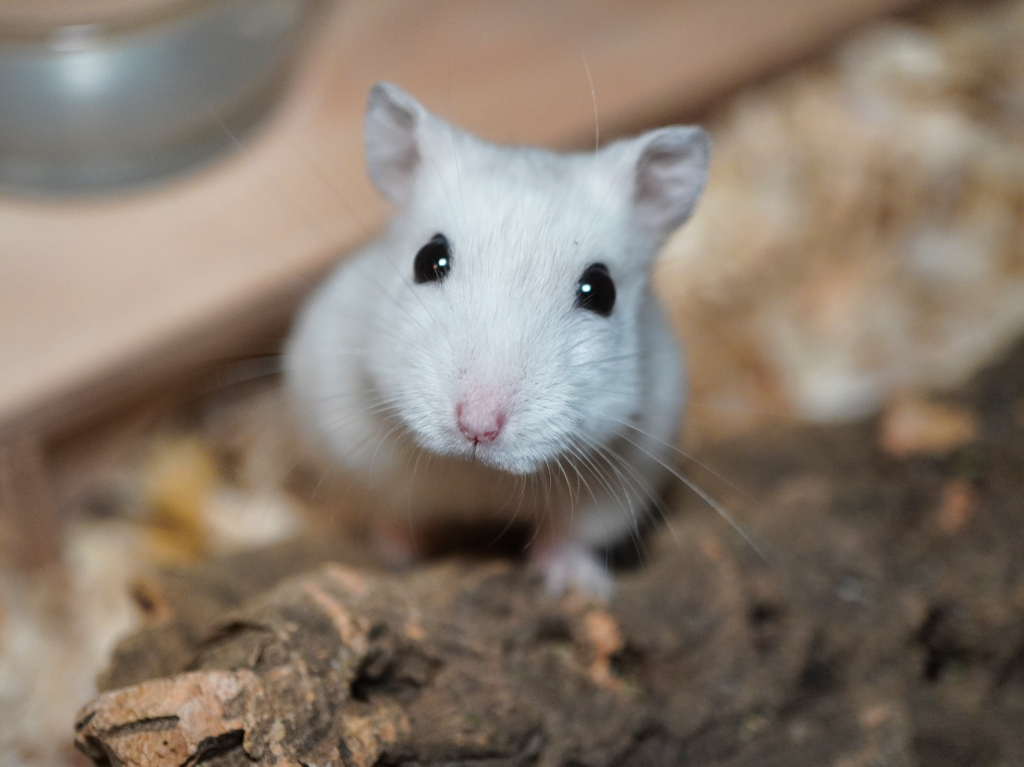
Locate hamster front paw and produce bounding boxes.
[536,542,614,600]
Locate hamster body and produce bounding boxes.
[285,83,709,597]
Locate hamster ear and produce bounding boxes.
[365,82,425,207]
[629,126,709,241]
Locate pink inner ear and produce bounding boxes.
[365,85,423,206]
[635,145,679,206]
[382,138,419,190]
[379,100,419,171]
[632,128,709,241]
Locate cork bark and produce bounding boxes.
[75,341,1024,767]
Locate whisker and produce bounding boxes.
[575,433,649,561]
[287,142,373,238]
[446,67,467,218]
[575,149,632,254]
[603,427,769,563]
[596,413,755,503]
[210,109,345,282]
[595,436,683,555]
[580,45,600,155]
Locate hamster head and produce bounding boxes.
[357,82,708,475]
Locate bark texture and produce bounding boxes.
[75,341,1024,767]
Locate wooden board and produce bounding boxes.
[0,0,921,441]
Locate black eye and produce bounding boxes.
[414,233,452,284]
[576,263,615,316]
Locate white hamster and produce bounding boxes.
[285,82,709,598]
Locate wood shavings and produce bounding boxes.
[659,0,1024,440]
[936,478,977,534]
[879,394,979,457]
[581,609,626,690]
[143,437,218,563]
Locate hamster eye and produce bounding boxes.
[414,233,452,284]
[576,263,615,316]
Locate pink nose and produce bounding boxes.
[456,401,505,444]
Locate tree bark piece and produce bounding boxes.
[72,340,1024,766]
[76,539,785,767]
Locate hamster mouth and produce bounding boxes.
[402,423,541,475]
[432,430,548,475]
[469,446,541,476]
[399,399,562,475]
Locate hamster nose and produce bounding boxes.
[456,400,505,444]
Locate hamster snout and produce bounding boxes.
[285,82,709,598]
[454,392,505,444]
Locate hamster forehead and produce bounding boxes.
[404,141,637,286]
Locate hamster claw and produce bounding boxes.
[538,543,614,600]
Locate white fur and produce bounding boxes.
[285,82,708,597]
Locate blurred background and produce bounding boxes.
[1,0,1023,764]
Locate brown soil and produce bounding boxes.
[76,338,1024,767]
